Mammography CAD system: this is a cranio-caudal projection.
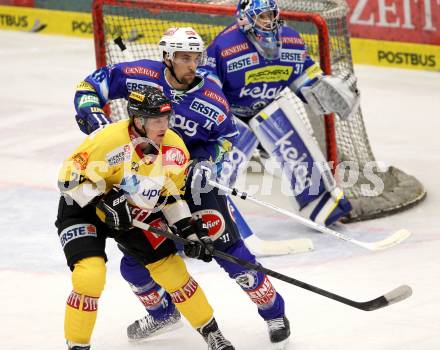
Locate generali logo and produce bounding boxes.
[123,66,160,79]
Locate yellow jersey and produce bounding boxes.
[58,119,192,225]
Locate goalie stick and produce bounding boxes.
[113,35,313,257]
[132,219,412,311]
[208,180,411,251]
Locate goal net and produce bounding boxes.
[92,0,426,222]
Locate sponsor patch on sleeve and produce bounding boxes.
[78,94,100,108]
[304,63,323,80]
[76,81,96,92]
[59,223,97,248]
[72,152,89,170]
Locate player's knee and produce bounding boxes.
[147,254,189,290]
[72,256,106,297]
[120,254,151,286]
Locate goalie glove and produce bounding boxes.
[96,188,132,231]
[301,75,360,121]
[172,217,214,262]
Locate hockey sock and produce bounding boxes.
[146,254,213,328]
[120,254,175,320]
[65,257,106,344]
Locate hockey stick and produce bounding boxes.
[227,197,313,256]
[132,219,412,311]
[208,180,411,251]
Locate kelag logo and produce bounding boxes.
[378,50,436,68]
[245,66,292,84]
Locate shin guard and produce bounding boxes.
[146,254,213,328]
[65,257,106,344]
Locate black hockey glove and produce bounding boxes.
[96,188,132,231]
[173,218,214,263]
[76,105,111,135]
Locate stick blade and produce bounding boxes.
[384,284,413,305]
[368,229,411,251]
[359,284,413,311]
[245,235,313,257]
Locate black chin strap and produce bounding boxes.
[165,61,184,85]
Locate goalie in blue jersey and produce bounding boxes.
[203,0,360,227]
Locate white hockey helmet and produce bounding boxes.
[158,27,205,62]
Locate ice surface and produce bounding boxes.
[0,31,439,349]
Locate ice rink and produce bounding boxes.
[0,30,439,350]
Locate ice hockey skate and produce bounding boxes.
[198,317,235,350]
[67,343,90,350]
[267,316,291,349]
[127,307,183,341]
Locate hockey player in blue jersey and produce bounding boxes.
[203,0,360,227]
[74,27,291,349]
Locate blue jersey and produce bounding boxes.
[204,24,323,118]
[74,59,238,163]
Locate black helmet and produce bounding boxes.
[127,86,172,120]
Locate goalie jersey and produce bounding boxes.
[74,59,238,163]
[58,119,191,223]
[204,24,323,118]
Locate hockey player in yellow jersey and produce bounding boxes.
[56,86,235,350]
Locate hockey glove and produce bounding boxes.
[173,218,214,262]
[96,188,132,231]
[76,106,111,135]
[301,75,360,121]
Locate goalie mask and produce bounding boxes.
[236,0,282,60]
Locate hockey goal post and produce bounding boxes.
[92,0,426,222]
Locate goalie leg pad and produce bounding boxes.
[249,95,351,224]
[301,188,352,226]
[146,254,213,328]
[120,254,175,320]
[215,240,285,321]
[218,117,259,186]
[65,256,106,344]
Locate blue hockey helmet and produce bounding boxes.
[236,0,282,60]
